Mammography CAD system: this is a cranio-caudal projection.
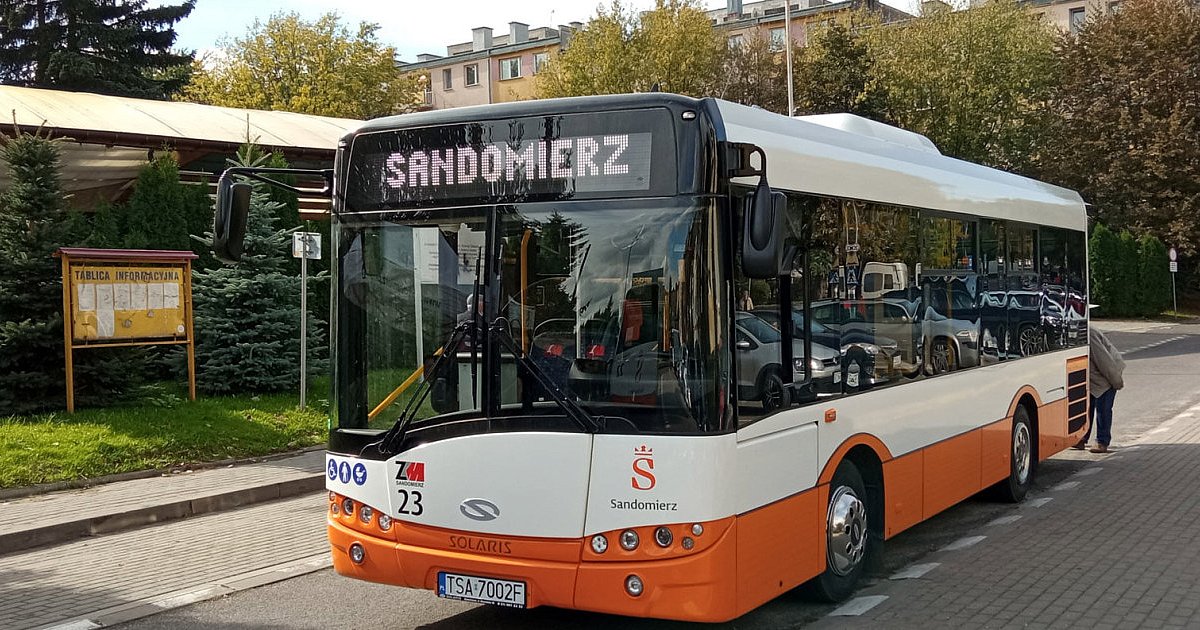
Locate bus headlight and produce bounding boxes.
[341,498,354,515]
[359,505,374,524]
[377,514,392,531]
[619,529,639,551]
[591,534,608,554]
[654,526,673,547]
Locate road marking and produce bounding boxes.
[942,535,987,551]
[891,562,940,580]
[829,595,889,616]
[1026,497,1053,508]
[1052,481,1081,491]
[1074,467,1103,477]
[42,621,101,630]
[987,514,1023,527]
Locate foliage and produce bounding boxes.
[1088,223,1120,316]
[1038,0,1200,283]
[0,128,131,414]
[190,146,327,395]
[537,0,727,98]
[0,381,328,488]
[715,31,788,113]
[1135,234,1172,316]
[793,18,888,120]
[181,12,422,120]
[864,0,1058,171]
[0,0,195,99]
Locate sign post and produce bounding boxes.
[1169,247,1178,315]
[55,248,197,413]
[293,232,322,409]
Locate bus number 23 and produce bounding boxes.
[397,489,424,516]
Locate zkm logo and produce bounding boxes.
[631,445,656,490]
[395,461,425,487]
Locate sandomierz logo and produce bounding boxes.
[395,461,426,487]
[631,445,656,490]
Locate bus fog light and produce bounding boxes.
[377,514,392,531]
[625,574,644,597]
[619,529,639,551]
[341,498,355,515]
[654,526,673,547]
[682,537,695,550]
[591,534,608,554]
[691,523,703,536]
[349,543,366,564]
[359,505,374,524]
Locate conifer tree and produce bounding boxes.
[190,147,327,395]
[0,0,196,99]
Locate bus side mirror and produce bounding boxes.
[742,182,785,279]
[213,176,251,264]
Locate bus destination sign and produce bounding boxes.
[345,109,676,210]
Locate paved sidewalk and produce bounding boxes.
[814,400,1200,629]
[0,494,330,630]
[0,450,324,554]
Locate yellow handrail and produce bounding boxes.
[367,345,445,421]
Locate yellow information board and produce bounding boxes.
[56,248,198,412]
[70,265,188,341]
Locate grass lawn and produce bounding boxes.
[0,382,331,489]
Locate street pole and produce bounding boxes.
[785,0,794,116]
[300,235,308,410]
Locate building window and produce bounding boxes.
[500,57,521,80]
[1108,1,1120,13]
[442,68,452,90]
[1069,7,1086,33]
[533,51,550,74]
[769,26,786,50]
[729,34,745,48]
[465,64,479,86]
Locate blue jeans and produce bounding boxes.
[1084,388,1116,446]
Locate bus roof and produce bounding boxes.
[714,99,1086,231]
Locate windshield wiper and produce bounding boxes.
[369,320,476,456]
[488,318,602,434]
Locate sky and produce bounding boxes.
[166,0,915,63]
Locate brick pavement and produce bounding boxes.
[0,450,324,553]
[813,400,1200,629]
[0,493,329,630]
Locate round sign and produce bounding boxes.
[1168,247,1177,262]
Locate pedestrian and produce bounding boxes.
[738,289,754,311]
[1075,326,1125,453]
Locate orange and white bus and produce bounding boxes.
[214,93,1090,622]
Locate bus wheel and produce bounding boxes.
[812,460,869,601]
[761,370,789,413]
[993,405,1034,502]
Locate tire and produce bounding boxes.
[992,405,1035,502]
[810,460,871,602]
[760,369,790,413]
[930,338,955,374]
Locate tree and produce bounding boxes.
[794,18,888,120]
[1038,0,1200,272]
[537,0,727,98]
[190,147,327,395]
[715,31,788,114]
[0,0,195,99]
[182,12,422,120]
[864,0,1059,172]
[1088,222,1120,316]
[1136,234,1171,316]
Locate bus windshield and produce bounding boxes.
[333,197,728,435]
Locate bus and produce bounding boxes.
[211,93,1090,622]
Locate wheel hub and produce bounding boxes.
[1014,422,1031,484]
[826,486,867,576]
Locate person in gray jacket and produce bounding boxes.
[1075,327,1125,453]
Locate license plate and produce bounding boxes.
[437,572,527,608]
[892,355,902,368]
[833,371,841,384]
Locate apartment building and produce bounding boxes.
[1024,0,1121,33]
[401,22,577,111]
[711,0,911,48]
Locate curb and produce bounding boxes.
[34,553,333,630]
[0,473,325,555]
[0,444,326,502]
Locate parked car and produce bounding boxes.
[734,311,840,411]
[752,307,903,387]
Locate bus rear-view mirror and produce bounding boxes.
[741,182,786,278]
[213,177,251,263]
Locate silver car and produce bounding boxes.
[734,311,840,412]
